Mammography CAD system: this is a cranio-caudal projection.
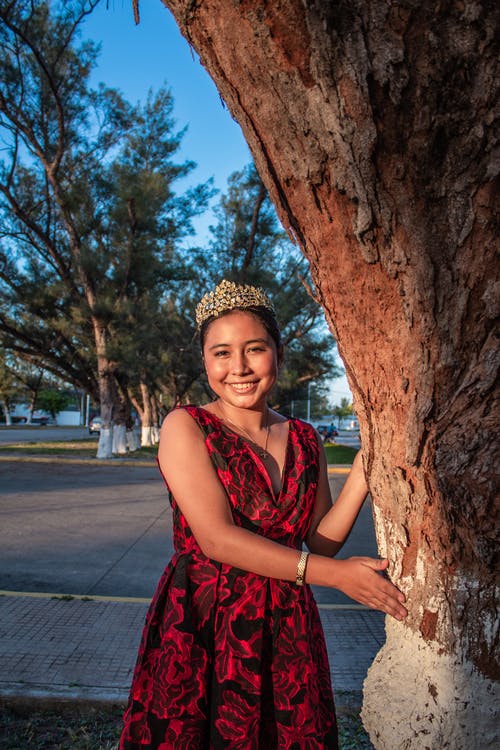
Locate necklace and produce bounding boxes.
[217,402,271,459]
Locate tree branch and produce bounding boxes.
[242,179,266,272]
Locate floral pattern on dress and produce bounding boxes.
[120,405,338,749]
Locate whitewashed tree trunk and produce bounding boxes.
[126,428,139,452]
[141,425,156,447]
[362,618,498,750]
[97,427,113,459]
[141,425,153,447]
[162,2,498,747]
[112,423,127,454]
[94,323,114,459]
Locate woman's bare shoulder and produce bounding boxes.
[159,407,219,489]
[160,406,215,445]
[159,408,210,472]
[161,406,204,441]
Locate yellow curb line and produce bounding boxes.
[0,589,369,610]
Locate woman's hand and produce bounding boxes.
[350,449,366,478]
[332,557,407,621]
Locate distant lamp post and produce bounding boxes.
[307,381,314,422]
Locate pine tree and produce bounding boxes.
[0,1,212,454]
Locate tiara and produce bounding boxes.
[195,279,275,328]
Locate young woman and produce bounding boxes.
[120,279,407,749]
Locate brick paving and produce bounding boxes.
[0,593,385,707]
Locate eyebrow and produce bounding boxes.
[207,338,269,351]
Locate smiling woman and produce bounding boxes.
[119,279,407,750]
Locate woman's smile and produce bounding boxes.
[225,381,259,392]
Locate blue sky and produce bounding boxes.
[82,0,351,401]
[84,0,250,236]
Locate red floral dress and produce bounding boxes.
[119,405,338,749]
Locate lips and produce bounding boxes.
[226,382,258,393]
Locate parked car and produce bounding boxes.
[31,416,51,425]
[88,416,103,435]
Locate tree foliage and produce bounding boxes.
[0,351,23,422]
[0,2,341,447]
[0,0,212,450]
[35,388,72,418]
[332,397,354,427]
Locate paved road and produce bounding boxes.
[0,460,377,605]
[0,426,94,443]
[335,432,361,448]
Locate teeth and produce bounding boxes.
[229,383,255,392]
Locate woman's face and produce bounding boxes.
[202,310,280,411]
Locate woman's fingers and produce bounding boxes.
[369,583,408,620]
[336,557,408,620]
[365,563,408,620]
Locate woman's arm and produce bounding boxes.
[159,409,406,621]
[306,443,369,556]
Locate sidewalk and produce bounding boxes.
[0,592,385,712]
[0,454,382,715]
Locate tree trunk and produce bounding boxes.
[1,399,12,425]
[26,394,35,424]
[126,427,139,452]
[151,393,160,443]
[112,424,127,454]
[162,1,498,746]
[112,384,129,455]
[138,381,156,447]
[94,321,115,459]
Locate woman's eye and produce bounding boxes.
[214,350,229,357]
[248,347,265,353]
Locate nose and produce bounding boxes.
[230,351,251,376]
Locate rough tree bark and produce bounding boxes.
[159,1,498,747]
[94,323,115,459]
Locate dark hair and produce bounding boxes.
[199,306,282,352]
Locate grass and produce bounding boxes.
[324,443,357,464]
[339,713,375,749]
[0,440,158,460]
[0,706,373,749]
[0,706,122,750]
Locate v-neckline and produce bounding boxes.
[200,407,292,501]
